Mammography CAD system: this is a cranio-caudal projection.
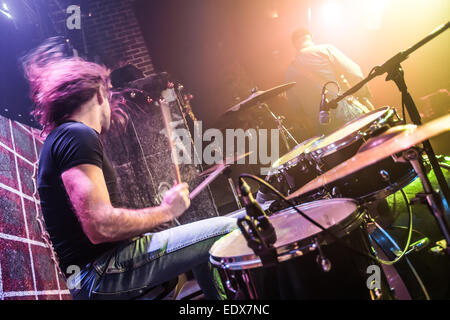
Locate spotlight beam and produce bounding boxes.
[0,7,12,19]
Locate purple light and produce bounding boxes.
[1,2,12,19]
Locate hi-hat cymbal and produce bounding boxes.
[287,113,450,200]
[224,82,296,114]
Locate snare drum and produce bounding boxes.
[307,107,417,201]
[210,198,389,299]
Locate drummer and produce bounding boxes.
[24,38,237,300]
[286,27,375,138]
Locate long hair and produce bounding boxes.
[22,37,128,136]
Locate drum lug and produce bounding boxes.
[316,255,332,273]
[369,284,383,300]
[313,238,332,272]
[225,278,238,295]
[331,186,341,198]
[379,169,390,182]
[222,267,238,295]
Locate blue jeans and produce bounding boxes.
[68,216,236,300]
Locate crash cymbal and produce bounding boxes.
[287,113,450,200]
[224,82,296,114]
[199,152,252,177]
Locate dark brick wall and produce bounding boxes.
[46,0,221,221]
[0,0,220,300]
[0,114,71,300]
[48,0,154,75]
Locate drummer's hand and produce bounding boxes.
[161,183,190,220]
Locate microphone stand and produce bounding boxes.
[324,22,450,253]
[237,177,278,267]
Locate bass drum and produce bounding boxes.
[210,198,392,300]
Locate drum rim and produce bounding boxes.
[356,166,418,202]
[210,198,365,270]
[270,136,321,172]
[308,106,395,160]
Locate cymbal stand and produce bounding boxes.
[322,22,450,206]
[322,22,450,250]
[258,102,299,151]
[224,167,242,209]
[402,148,450,255]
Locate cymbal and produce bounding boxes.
[287,113,450,200]
[224,82,296,114]
[199,152,252,177]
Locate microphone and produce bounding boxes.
[319,88,330,125]
[238,178,277,251]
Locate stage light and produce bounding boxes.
[320,1,344,25]
[363,0,390,30]
[0,2,12,19]
[0,9,12,19]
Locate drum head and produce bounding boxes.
[309,107,393,158]
[271,136,321,170]
[210,198,362,270]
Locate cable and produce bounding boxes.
[239,173,414,266]
[367,189,413,265]
[321,81,340,96]
[438,162,450,171]
[390,226,428,240]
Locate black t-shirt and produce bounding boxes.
[38,121,121,274]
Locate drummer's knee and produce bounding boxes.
[210,216,238,234]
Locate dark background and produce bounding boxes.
[134,0,450,129]
[1,0,449,130]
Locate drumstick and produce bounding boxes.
[189,151,252,199]
[189,163,228,200]
[160,99,182,184]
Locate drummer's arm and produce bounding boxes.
[61,164,190,244]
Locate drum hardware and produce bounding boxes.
[257,136,322,203]
[320,21,450,206]
[224,272,238,296]
[379,170,390,182]
[305,107,417,202]
[222,82,296,114]
[331,186,341,198]
[240,174,385,264]
[210,195,391,299]
[369,284,383,300]
[227,175,242,209]
[368,219,431,300]
[429,239,447,256]
[258,101,298,151]
[287,114,450,255]
[402,148,450,254]
[236,177,278,267]
[312,238,332,272]
[217,83,299,148]
[392,237,430,257]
